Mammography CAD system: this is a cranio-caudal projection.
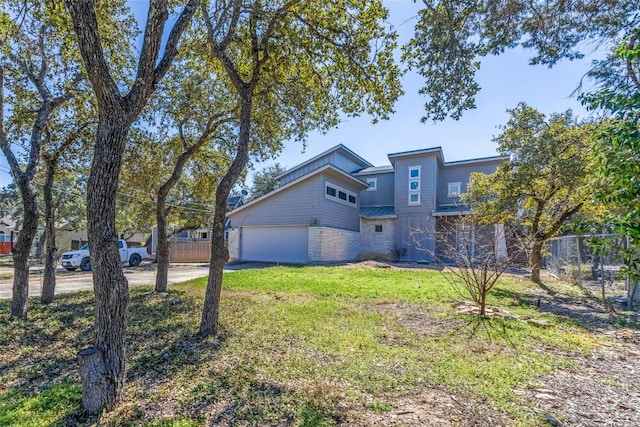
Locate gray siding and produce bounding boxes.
[358,172,395,207]
[320,174,361,231]
[394,214,435,262]
[394,154,438,215]
[437,159,503,205]
[280,150,365,185]
[229,175,323,227]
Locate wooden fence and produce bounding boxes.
[169,239,211,263]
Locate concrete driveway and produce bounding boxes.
[0,262,211,299]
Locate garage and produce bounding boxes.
[240,226,308,264]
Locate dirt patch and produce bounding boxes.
[346,387,509,426]
[364,301,465,338]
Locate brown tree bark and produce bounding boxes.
[200,99,250,337]
[9,178,38,319]
[64,0,196,414]
[530,239,544,283]
[155,119,224,293]
[155,196,171,293]
[40,156,58,304]
[0,64,70,319]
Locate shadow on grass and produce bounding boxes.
[491,286,621,331]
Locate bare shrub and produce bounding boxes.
[414,217,529,316]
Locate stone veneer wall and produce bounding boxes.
[308,226,360,264]
[359,218,395,258]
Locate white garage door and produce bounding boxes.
[241,226,308,264]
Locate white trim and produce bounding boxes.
[325,181,358,207]
[448,182,462,197]
[366,177,377,191]
[408,165,421,206]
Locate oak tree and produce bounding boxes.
[63,0,197,414]
[0,1,85,318]
[464,103,595,282]
[197,0,402,336]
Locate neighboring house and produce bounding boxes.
[0,218,16,255]
[227,144,507,264]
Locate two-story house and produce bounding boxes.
[227,144,506,264]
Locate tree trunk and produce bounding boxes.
[41,158,57,304]
[10,178,38,319]
[530,239,544,283]
[78,117,131,414]
[155,198,170,293]
[200,96,251,337]
[200,201,228,336]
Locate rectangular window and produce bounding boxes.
[448,182,461,197]
[367,178,377,191]
[375,225,383,232]
[408,165,421,206]
[325,181,357,208]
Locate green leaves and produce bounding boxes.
[405,0,639,120]
[464,103,595,237]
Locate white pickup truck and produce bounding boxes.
[60,239,149,271]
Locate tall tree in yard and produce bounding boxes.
[0,1,86,319]
[464,103,595,282]
[63,0,197,414]
[142,59,236,293]
[40,106,94,304]
[197,0,402,336]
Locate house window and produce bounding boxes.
[448,182,462,197]
[408,165,421,206]
[325,181,357,207]
[367,178,377,191]
[375,225,383,233]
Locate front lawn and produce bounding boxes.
[0,265,634,426]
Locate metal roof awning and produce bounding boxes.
[360,206,397,219]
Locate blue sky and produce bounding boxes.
[0,1,597,188]
[266,0,595,172]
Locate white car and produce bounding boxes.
[60,239,149,271]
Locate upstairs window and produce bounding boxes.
[367,178,377,191]
[325,181,357,207]
[448,182,461,197]
[408,165,421,206]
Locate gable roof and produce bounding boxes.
[231,164,368,215]
[276,144,374,180]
